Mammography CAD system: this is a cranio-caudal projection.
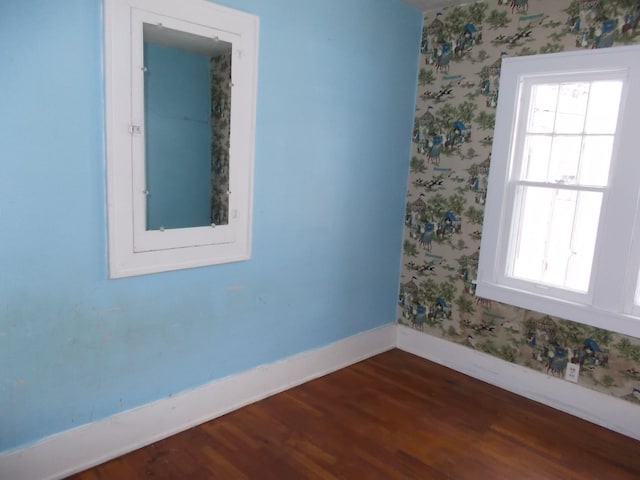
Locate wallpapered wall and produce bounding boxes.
[210,53,232,226]
[398,0,640,404]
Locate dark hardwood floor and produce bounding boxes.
[68,349,640,479]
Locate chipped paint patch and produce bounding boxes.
[226,285,245,292]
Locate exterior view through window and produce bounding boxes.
[510,79,622,293]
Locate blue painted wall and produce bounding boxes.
[144,42,212,230]
[0,0,421,451]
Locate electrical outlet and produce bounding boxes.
[565,363,580,383]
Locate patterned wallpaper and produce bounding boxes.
[398,0,640,404]
[210,53,232,227]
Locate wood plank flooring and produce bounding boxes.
[68,349,640,479]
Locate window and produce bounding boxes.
[104,0,258,278]
[476,45,640,338]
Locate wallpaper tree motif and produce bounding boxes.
[398,0,640,404]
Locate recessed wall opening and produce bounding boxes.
[143,24,232,231]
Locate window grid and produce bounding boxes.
[506,78,618,294]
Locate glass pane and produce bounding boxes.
[522,135,552,181]
[512,187,552,283]
[549,135,582,184]
[143,24,231,231]
[554,83,588,134]
[585,81,623,134]
[578,136,614,186]
[541,188,576,287]
[511,186,601,292]
[528,84,558,133]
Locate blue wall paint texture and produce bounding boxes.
[144,43,212,230]
[0,0,422,450]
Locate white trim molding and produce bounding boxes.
[396,325,640,441]
[476,45,640,340]
[104,0,259,278]
[2,324,638,480]
[0,324,396,480]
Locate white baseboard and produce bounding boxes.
[396,325,640,441]
[0,324,396,480]
[2,323,637,480]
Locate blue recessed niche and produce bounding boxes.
[104,0,258,277]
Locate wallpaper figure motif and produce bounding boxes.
[398,0,640,405]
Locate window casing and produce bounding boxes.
[104,0,258,278]
[476,45,640,339]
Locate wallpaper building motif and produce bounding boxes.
[398,0,640,404]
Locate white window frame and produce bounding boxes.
[104,0,258,278]
[477,45,640,339]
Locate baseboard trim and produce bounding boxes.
[0,324,396,480]
[396,325,640,441]
[3,324,638,479]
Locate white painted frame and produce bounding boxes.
[104,0,258,278]
[477,45,640,339]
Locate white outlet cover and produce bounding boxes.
[565,363,580,383]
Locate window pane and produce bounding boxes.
[542,188,577,287]
[511,186,601,292]
[521,134,552,181]
[554,83,588,134]
[585,81,623,134]
[578,135,614,186]
[511,187,552,283]
[549,135,582,184]
[528,84,558,133]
